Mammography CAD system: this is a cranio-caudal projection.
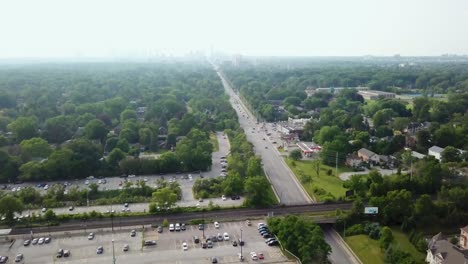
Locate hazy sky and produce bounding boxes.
[1,0,467,58]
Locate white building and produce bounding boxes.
[428,146,444,161]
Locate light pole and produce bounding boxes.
[202,209,205,239]
[110,205,114,232]
[111,239,116,264]
[240,228,244,261]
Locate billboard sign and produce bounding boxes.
[364,207,378,214]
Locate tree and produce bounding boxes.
[244,176,275,208]
[441,146,461,163]
[7,116,38,142]
[246,156,263,176]
[373,109,396,127]
[222,173,244,196]
[88,183,99,199]
[108,148,126,166]
[343,174,367,197]
[44,115,76,143]
[116,138,130,153]
[20,137,52,160]
[380,226,394,249]
[151,187,178,210]
[289,149,302,161]
[84,119,108,141]
[0,195,23,224]
[43,209,57,222]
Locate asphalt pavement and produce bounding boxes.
[214,66,362,264]
[216,70,312,206]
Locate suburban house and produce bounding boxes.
[357,148,380,164]
[426,226,468,264]
[346,153,362,167]
[461,225,468,250]
[412,151,427,160]
[428,145,445,161]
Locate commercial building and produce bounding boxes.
[357,90,396,100]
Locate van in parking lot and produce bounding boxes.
[169,224,175,231]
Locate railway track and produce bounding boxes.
[11,202,351,235]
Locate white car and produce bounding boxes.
[250,252,258,260]
[98,179,102,184]
[169,224,175,231]
[222,195,226,201]
[223,232,230,241]
[42,208,47,213]
[43,185,49,190]
[38,237,45,244]
[88,233,94,240]
[182,242,188,251]
[85,180,90,185]
[188,174,193,181]
[214,222,220,229]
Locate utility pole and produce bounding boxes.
[410,159,413,181]
[111,239,116,264]
[335,152,339,177]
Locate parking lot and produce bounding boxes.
[4,220,291,264]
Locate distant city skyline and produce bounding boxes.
[0,0,467,58]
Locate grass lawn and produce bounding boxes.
[391,228,425,262]
[210,133,219,152]
[345,228,425,264]
[345,235,384,264]
[285,159,350,201]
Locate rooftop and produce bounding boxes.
[429,145,445,154]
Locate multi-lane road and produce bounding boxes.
[214,65,361,264]
[216,69,312,206]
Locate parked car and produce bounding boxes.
[44,237,51,243]
[130,230,136,237]
[14,253,23,262]
[56,249,64,258]
[214,221,220,229]
[211,257,218,263]
[175,223,181,231]
[32,238,38,245]
[63,250,70,257]
[23,240,31,246]
[258,253,264,259]
[238,238,245,246]
[157,226,163,233]
[217,233,223,241]
[169,224,175,231]
[193,236,200,244]
[38,237,44,244]
[144,240,157,246]
[250,252,258,260]
[232,240,238,247]
[201,242,208,249]
[88,233,94,240]
[123,244,129,252]
[198,224,204,230]
[223,232,230,241]
[96,246,104,254]
[207,240,213,248]
[246,220,251,226]
[182,242,188,251]
[181,223,186,231]
[268,240,279,246]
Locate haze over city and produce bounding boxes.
[1,0,467,58]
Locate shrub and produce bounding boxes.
[346,224,365,236]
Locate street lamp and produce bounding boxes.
[240,228,244,261]
[111,239,116,264]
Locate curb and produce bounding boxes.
[331,228,363,264]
